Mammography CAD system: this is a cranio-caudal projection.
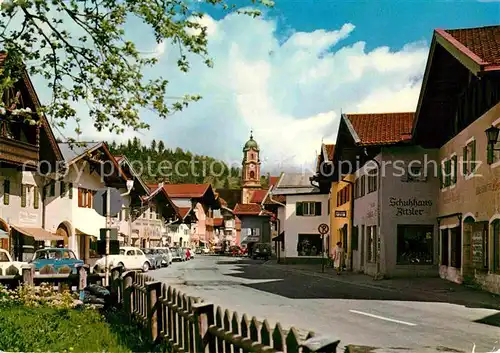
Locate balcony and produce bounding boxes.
[0,136,39,168]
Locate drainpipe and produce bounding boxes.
[364,148,383,280]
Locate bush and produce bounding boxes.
[0,283,77,309]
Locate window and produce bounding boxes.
[360,175,366,197]
[3,179,10,205]
[396,225,433,265]
[463,140,477,176]
[327,198,330,215]
[60,182,66,197]
[450,227,462,268]
[405,166,426,182]
[451,155,457,185]
[367,225,376,263]
[353,179,359,198]
[297,234,322,256]
[493,221,500,274]
[33,186,39,209]
[250,171,255,179]
[49,180,56,197]
[296,201,321,216]
[149,207,153,219]
[441,159,452,188]
[68,183,73,199]
[336,186,350,206]
[21,184,27,208]
[367,170,377,193]
[78,188,93,208]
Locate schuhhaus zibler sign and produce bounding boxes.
[389,197,432,216]
[335,210,347,218]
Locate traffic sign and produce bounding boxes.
[93,187,123,217]
[318,223,329,235]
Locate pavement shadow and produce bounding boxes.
[217,259,500,314]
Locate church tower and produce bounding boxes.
[241,131,261,204]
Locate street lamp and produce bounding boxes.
[486,125,500,148]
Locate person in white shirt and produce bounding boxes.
[332,241,344,275]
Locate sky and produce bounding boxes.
[31,0,500,173]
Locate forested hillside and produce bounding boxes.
[108,138,242,188]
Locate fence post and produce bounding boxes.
[192,302,215,353]
[110,266,121,304]
[146,281,162,343]
[123,271,136,318]
[21,266,34,286]
[77,264,88,302]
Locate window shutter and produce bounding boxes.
[60,182,65,197]
[315,202,322,216]
[34,186,39,209]
[78,188,83,207]
[439,163,443,188]
[471,140,476,172]
[295,202,303,216]
[21,184,26,207]
[452,155,457,184]
[487,144,494,165]
[3,180,9,205]
[50,181,55,197]
[87,191,92,208]
[462,146,468,175]
[68,183,73,199]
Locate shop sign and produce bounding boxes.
[335,210,347,218]
[389,197,433,216]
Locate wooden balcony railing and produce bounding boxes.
[0,136,39,168]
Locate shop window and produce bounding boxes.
[471,222,488,270]
[441,229,449,266]
[396,225,433,265]
[297,234,322,256]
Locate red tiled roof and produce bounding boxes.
[263,194,286,205]
[147,184,158,192]
[269,176,280,187]
[214,218,224,227]
[324,144,335,160]
[250,189,267,204]
[233,203,262,215]
[163,184,210,198]
[440,26,500,69]
[345,112,414,146]
[178,207,191,218]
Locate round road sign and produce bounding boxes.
[318,223,329,235]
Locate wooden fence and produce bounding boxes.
[111,270,341,353]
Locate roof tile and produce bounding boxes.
[324,144,335,160]
[444,25,500,67]
[233,203,262,215]
[250,189,268,204]
[345,112,414,146]
[163,184,210,198]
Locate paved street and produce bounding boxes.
[151,256,500,352]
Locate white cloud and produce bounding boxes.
[45,12,429,171]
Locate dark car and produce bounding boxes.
[252,243,271,260]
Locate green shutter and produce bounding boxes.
[21,184,26,207]
[487,143,494,165]
[68,183,73,199]
[34,186,39,209]
[3,180,10,205]
[445,160,451,187]
[296,202,303,216]
[315,202,322,216]
[452,155,457,184]
[463,146,468,176]
[471,140,476,172]
[439,163,443,188]
[50,181,55,197]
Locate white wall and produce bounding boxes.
[283,193,329,258]
[0,169,44,228]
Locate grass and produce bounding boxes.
[0,302,164,353]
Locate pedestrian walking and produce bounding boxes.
[332,241,344,275]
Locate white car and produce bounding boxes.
[93,246,151,273]
[151,247,173,266]
[0,249,30,276]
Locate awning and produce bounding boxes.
[273,231,284,242]
[0,229,8,239]
[75,228,97,241]
[11,225,62,241]
[149,236,161,240]
[438,214,461,229]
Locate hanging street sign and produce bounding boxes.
[93,187,123,217]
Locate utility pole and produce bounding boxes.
[104,187,111,287]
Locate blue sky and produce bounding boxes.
[41,0,500,173]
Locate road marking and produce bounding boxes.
[349,310,417,326]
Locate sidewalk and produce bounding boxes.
[263,262,500,310]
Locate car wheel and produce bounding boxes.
[142,262,150,272]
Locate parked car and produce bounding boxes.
[252,243,271,260]
[0,249,30,276]
[142,248,163,269]
[194,247,202,255]
[170,247,184,262]
[153,247,173,266]
[93,246,151,272]
[31,248,84,274]
[202,247,210,254]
